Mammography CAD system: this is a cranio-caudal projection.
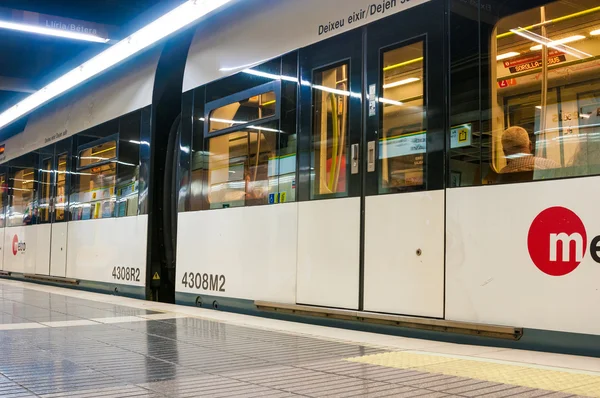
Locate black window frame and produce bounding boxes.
[76,134,119,172]
[203,80,282,138]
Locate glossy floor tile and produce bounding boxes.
[0,280,598,397]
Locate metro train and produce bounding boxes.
[1,0,600,356]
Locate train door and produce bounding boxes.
[36,156,53,275]
[297,28,363,310]
[362,3,445,318]
[297,1,445,317]
[49,153,68,277]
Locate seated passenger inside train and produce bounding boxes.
[500,126,559,173]
[244,169,268,205]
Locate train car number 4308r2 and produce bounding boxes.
[112,266,141,282]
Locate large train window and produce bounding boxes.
[379,41,425,193]
[71,137,117,220]
[206,127,277,208]
[491,1,600,183]
[311,63,349,198]
[203,81,294,209]
[8,167,37,226]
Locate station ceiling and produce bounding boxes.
[0,0,181,116]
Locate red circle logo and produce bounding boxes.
[527,207,587,276]
[12,235,18,256]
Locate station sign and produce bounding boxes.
[0,6,113,41]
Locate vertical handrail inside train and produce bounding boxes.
[334,77,348,191]
[253,102,262,183]
[540,6,549,159]
[328,93,339,191]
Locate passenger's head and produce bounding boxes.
[502,126,532,157]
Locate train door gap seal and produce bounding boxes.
[23,274,79,285]
[255,301,522,340]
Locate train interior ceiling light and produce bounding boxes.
[0,0,234,131]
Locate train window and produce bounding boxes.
[311,63,349,198]
[78,140,116,169]
[379,42,425,192]
[39,158,52,223]
[71,137,118,220]
[206,124,277,209]
[71,163,116,220]
[491,0,600,183]
[55,154,67,222]
[8,168,37,226]
[116,112,141,217]
[208,91,277,134]
[202,79,294,210]
[0,174,6,228]
[116,178,138,217]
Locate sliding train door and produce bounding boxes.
[297,1,445,317]
[37,149,69,277]
[362,3,445,318]
[35,155,53,275]
[296,29,363,310]
[49,153,68,277]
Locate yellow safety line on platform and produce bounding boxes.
[346,351,600,397]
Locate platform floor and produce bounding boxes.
[0,281,599,397]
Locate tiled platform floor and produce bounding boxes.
[0,280,599,397]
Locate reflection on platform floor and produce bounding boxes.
[0,282,596,397]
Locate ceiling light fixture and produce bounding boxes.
[382,77,420,89]
[496,51,520,61]
[383,57,423,72]
[0,0,234,131]
[530,35,586,51]
[497,5,600,39]
[591,29,600,36]
[510,28,591,59]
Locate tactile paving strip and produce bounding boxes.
[347,351,600,397]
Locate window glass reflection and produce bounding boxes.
[311,64,349,198]
[380,42,426,193]
[492,0,600,183]
[208,91,276,133]
[39,158,52,223]
[71,163,116,220]
[55,154,67,222]
[78,141,116,168]
[206,122,295,209]
[8,168,37,226]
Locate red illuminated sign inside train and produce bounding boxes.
[498,78,517,88]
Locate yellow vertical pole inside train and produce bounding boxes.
[539,6,549,159]
[328,93,339,191]
[334,68,348,191]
